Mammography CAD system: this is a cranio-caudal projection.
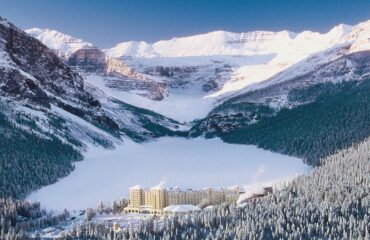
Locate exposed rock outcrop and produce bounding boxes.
[0,17,119,133]
[67,47,106,73]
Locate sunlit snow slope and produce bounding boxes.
[105,23,354,97]
[26,20,370,122]
[26,28,94,59]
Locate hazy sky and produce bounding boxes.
[1,0,370,48]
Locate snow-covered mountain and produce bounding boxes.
[104,23,355,99]
[0,16,185,198]
[191,47,370,165]
[26,28,94,59]
[26,28,169,102]
[1,19,181,146]
[4,14,370,213]
[25,21,370,122]
[19,19,370,159]
[105,30,297,58]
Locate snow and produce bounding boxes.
[346,20,370,53]
[0,50,14,69]
[222,43,352,102]
[104,22,366,100]
[106,30,296,58]
[50,104,118,143]
[25,28,94,58]
[129,185,142,190]
[236,176,295,204]
[26,20,370,123]
[27,137,308,211]
[207,27,356,97]
[0,17,10,28]
[0,48,44,83]
[100,21,370,116]
[126,54,275,67]
[35,212,154,239]
[93,213,153,229]
[163,204,201,213]
[85,75,215,122]
[104,23,354,89]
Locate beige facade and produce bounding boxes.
[167,189,208,206]
[129,188,144,208]
[124,186,243,214]
[149,188,166,214]
[144,190,152,206]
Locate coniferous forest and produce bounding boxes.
[1,5,370,239]
[0,111,82,198]
[1,80,370,238]
[194,80,370,166]
[54,136,370,240]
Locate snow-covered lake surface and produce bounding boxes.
[28,137,308,210]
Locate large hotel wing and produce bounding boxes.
[124,185,244,215]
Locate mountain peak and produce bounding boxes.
[106,29,298,58]
[0,16,10,28]
[327,23,353,38]
[25,28,94,58]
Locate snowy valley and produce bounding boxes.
[28,137,307,210]
[1,13,370,239]
[26,21,367,123]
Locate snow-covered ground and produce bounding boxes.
[26,28,94,59]
[26,20,370,125]
[33,212,155,239]
[28,137,308,211]
[85,75,216,122]
[27,22,361,118]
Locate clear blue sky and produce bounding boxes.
[1,0,370,48]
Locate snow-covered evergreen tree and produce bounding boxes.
[57,137,370,239]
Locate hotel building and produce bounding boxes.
[124,186,243,214]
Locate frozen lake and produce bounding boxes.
[28,137,308,210]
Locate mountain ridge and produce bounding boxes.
[26,22,354,59]
[24,19,367,122]
[3,15,370,197]
[0,16,185,198]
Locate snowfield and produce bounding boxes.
[26,28,94,59]
[26,20,370,123]
[28,137,308,210]
[85,75,216,122]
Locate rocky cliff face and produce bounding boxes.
[0,17,121,135]
[0,17,183,146]
[1,20,90,107]
[67,47,106,73]
[25,28,237,104]
[104,58,167,100]
[147,64,233,92]
[64,46,168,100]
[105,57,140,78]
[26,28,167,101]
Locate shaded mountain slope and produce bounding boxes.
[192,51,370,165]
[0,108,82,198]
[0,17,185,198]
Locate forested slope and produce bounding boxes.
[0,16,186,200]
[0,111,82,198]
[222,80,370,165]
[193,79,370,166]
[60,134,370,239]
